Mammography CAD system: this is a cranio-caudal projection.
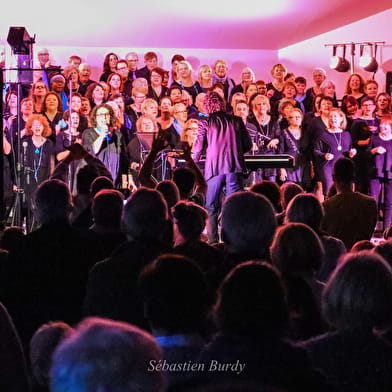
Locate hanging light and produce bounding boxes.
[360,43,378,72]
[330,45,350,72]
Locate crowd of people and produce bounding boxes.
[1,47,392,391]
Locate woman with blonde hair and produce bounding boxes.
[197,64,213,91]
[173,60,203,101]
[232,66,256,95]
[181,118,199,149]
[314,108,356,195]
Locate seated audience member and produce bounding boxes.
[250,180,281,212]
[2,179,104,350]
[219,192,276,273]
[50,317,165,392]
[155,180,180,214]
[89,189,127,257]
[198,262,329,390]
[172,201,223,273]
[139,254,209,386]
[137,134,206,203]
[271,223,324,340]
[285,193,346,283]
[0,226,25,254]
[172,150,207,206]
[0,301,31,392]
[350,240,375,253]
[30,321,74,392]
[276,182,304,225]
[373,240,392,268]
[303,252,392,392]
[90,175,114,197]
[321,158,377,250]
[83,188,171,329]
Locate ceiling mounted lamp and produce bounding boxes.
[359,43,378,73]
[330,45,350,72]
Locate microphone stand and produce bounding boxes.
[67,75,73,191]
[0,67,4,229]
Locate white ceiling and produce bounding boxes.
[1,0,391,50]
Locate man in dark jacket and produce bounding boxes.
[193,91,252,243]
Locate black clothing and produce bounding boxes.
[78,79,96,96]
[1,221,104,349]
[304,330,392,392]
[84,239,170,330]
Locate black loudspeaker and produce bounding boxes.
[7,27,31,55]
[387,72,392,96]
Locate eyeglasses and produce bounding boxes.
[96,112,110,117]
[117,67,128,71]
[175,111,187,114]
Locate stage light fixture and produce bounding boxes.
[7,27,33,55]
[359,44,378,73]
[330,45,350,72]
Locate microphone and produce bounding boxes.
[22,141,30,185]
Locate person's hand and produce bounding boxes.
[64,142,88,160]
[130,162,140,171]
[279,168,287,182]
[151,133,167,153]
[372,146,386,155]
[181,141,192,161]
[55,123,62,135]
[267,138,279,149]
[325,153,334,161]
[349,148,357,158]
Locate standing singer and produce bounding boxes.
[82,104,123,184]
